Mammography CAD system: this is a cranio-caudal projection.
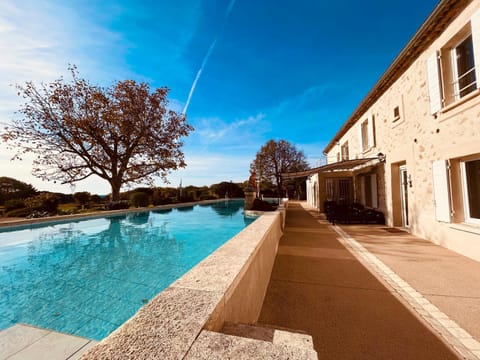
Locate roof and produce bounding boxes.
[324,0,471,154]
[281,158,379,179]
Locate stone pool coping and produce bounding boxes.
[80,201,318,359]
[0,198,239,229]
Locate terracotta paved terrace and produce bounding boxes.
[258,202,469,360]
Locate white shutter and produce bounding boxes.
[367,116,375,148]
[471,8,480,88]
[432,160,451,222]
[427,52,442,114]
[358,123,363,156]
[370,174,378,208]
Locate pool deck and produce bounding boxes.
[0,324,97,359]
[4,200,480,358]
[258,201,480,359]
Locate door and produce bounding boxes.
[399,165,409,227]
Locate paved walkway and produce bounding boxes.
[258,202,480,359]
[0,324,97,360]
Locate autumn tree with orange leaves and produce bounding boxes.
[250,139,309,198]
[2,67,193,201]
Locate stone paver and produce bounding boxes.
[0,324,50,359]
[0,324,96,360]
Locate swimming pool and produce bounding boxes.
[0,200,255,340]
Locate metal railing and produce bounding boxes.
[452,66,477,98]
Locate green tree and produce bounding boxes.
[250,140,309,197]
[0,177,38,204]
[73,192,90,208]
[2,66,193,202]
[130,192,150,207]
[24,193,59,214]
[210,181,244,198]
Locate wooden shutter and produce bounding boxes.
[371,174,378,208]
[471,8,480,88]
[432,160,451,222]
[427,52,442,114]
[367,116,375,148]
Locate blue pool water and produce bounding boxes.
[0,200,254,340]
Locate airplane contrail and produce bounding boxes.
[182,0,237,115]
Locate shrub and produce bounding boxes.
[130,192,150,208]
[24,193,59,214]
[6,207,33,218]
[252,198,276,211]
[4,199,26,212]
[73,192,90,207]
[90,194,102,204]
[105,201,130,210]
[199,191,216,201]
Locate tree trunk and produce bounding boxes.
[276,176,283,199]
[110,179,122,202]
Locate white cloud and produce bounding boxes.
[266,84,330,122]
[194,112,267,149]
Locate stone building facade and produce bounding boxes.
[305,0,480,261]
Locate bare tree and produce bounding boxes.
[250,139,309,197]
[2,67,193,201]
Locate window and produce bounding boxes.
[393,106,400,120]
[336,152,340,162]
[361,120,368,151]
[427,12,480,114]
[341,141,349,161]
[326,178,353,204]
[358,174,378,208]
[359,116,375,152]
[452,35,477,99]
[432,157,480,224]
[461,159,480,222]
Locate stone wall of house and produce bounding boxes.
[326,1,480,261]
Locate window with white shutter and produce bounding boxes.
[428,10,480,111]
[432,160,451,222]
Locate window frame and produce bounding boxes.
[427,11,480,114]
[460,159,480,224]
[393,106,400,120]
[451,34,477,101]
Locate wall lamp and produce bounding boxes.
[408,174,413,188]
[377,152,386,163]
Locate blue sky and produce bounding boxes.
[0,0,439,194]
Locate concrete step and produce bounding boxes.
[221,322,314,351]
